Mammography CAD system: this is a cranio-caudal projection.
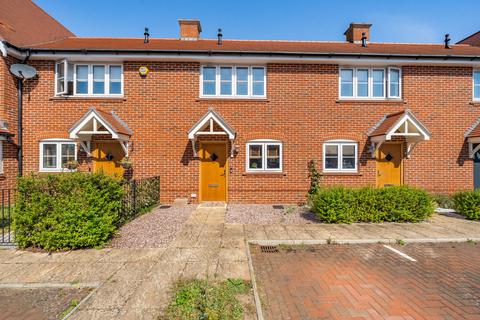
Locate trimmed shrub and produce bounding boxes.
[13,173,124,250]
[311,186,435,223]
[453,190,480,220]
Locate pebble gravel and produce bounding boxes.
[225,204,319,225]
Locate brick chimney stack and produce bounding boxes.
[344,23,372,43]
[179,19,202,40]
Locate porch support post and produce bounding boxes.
[120,140,129,157]
[190,138,197,157]
[80,141,91,157]
[370,141,383,159]
[406,141,419,159]
[230,139,235,158]
[469,142,480,159]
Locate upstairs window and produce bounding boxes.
[340,67,401,99]
[55,61,123,96]
[323,141,358,173]
[246,140,282,172]
[474,70,480,101]
[201,66,266,98]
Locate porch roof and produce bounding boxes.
[69,107,132,140]
[187,107,236,140]
[465,118,480,139]
[369,109,431,142]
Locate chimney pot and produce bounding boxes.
[178,19,202,40]
[344,23,372,43]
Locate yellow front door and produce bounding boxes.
[376,143,403,187]
[200,142,227,202]
[93,142,125,177]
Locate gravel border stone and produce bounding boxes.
[109,205,195,248]
[226,204,318,225]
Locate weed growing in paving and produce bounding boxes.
[396,239,406,246]
[60,299,79,319]
[467,239,477,245]
[163,279,251,320]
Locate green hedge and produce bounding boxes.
[13,173,124,250]
[310,186,435,223]
[453,190,480,220]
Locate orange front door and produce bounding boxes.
[93,142,125,177]
[200,142,227,201]
[376,143,403,187]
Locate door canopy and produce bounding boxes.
[188,107,236,157]
[69,107,133,156]
[465,118,480,158]
[368,109,431,158]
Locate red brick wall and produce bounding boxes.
[17,60,477,203]
[0,56,19,190]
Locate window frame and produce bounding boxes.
[473,69,480,101]
[246,140,282,172]
[39,139,77,172]
[322,140,358,173]
[388,67,402,99]
[200,65,266,99]
[339,67,400,100]
[55,62,123,97]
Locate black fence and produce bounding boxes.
[119,176,160,225]
[0,189,15,245]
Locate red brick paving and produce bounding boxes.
[251,243,480,320]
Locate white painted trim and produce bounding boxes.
[0,41,7,58]
[0,142,3,175]
[188,110,235,140]
[39,140,77,172]
[386,114,430,141]
[473,69,480,102]
[388,67,402,99]
[69,110,119,139]
[200,65,266,99]
[322,141,358,173]
[246,141,283,172]
[19,50,480,67]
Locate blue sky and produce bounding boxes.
[35,0,479,43]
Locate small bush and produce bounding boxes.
[163,279,251,320]
[13,173,124,250]
[433,194,455,209]
[310,186,435,223]
[453,190,480,220]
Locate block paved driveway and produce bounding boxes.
[251,242,480,320]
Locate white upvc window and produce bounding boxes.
[246,140,282,172]
[55,62,123,96]
[39,140,77,172]
[339,67,400,99]
[323,141,358,173]
[200,66,266,98]
[474,69,480,101]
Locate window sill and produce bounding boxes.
[321,172,362,176]
[336,99,405,104]
[196,97,269,102]
[242,171,286,176]
[50,96,126,101]
[470,101,480,106]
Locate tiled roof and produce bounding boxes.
[466,118,480,138]
[457,31,480,47]
[94,109,132,136]
[29,37,480,56]
[369,111,406,137]
[0,0,74,46]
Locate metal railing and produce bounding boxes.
[0,189,15,245]
[119,176,160,225]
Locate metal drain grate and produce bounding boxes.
[272,205,284,210]
[260,245,279,253]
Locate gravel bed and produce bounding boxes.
[109,205,195,248]
[226,204,319,225]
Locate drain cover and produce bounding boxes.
[260,245,279,253]
[272,205,284,210]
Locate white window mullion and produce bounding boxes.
[105,64,110,95]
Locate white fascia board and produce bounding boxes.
[70,111,119,139]
[386,114,430,140]
[188,112,235,140]
[0,41,7,58]
[23,51,480,67]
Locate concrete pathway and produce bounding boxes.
[0,208,479,319]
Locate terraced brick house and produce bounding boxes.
[2,0,480,203]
